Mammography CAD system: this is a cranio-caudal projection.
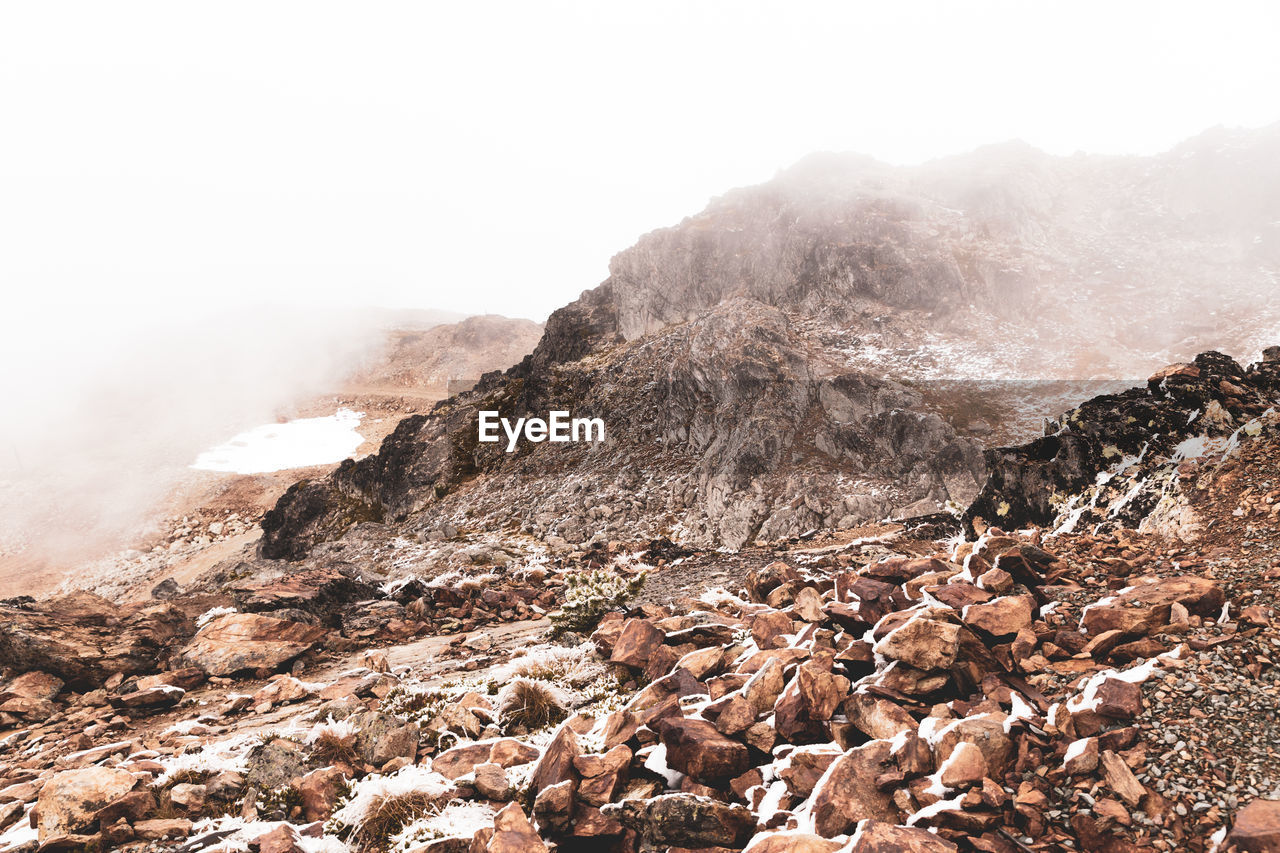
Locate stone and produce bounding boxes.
[844,693,915,740]
[793,587,826,622]
[0,670,63,702]
[92,790,157,826]
[474,763,511,801]
[713,694,757,736]
[937,741,987,788]
[742,657,787,714]
[846,819,958,852]
[603,793,755,848]
[254,823,305,853]
[961,595,1034,637]
[532,779,574,834]
[779,745,842,797]
[933,713,1014,778]
[743,830,844,853]
[655,718,750,784]
[808,740,899,836]
[1099,750,1145,807]
[37,767,137,840]
[747,562,800,603]
[1093,677,1143,718]
[1228,799,1280,853]
[177,613,326,676]
[433,743,496,780]
[352,711,420,766]
[751,610,796,649]
[873,614,959,671]
[489,738,541,769]
[484,802,548,853]
[132,818,193,841]
[114,685,185,711]
[169,783,206,812]
[245,737,312,792]
[530,722,579,795]
[1063,738,1099,775]
[1080,576,1224,637]
[298,766,348,822]
[610,619,666,669]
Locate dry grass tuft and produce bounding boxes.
[310,729,361,768]
[352,790,443,851]
[497,678,569,733]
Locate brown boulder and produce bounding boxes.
[961,595,1034,637]
[844,693,915,741]
[610,619,666,669]
[177,613,326,676]
[483,802,548,853]
[530,722,579,795]
[656,718,749,784]
[1080,576,1224,637]
[808,740,898,836]
[846,819,958,852]
[743,831,843,853]
[603,793,755,848]
[873,614,959,671]
[37,767,136,840]
[298,766,348,822]
[748,562,800,603]
[1228,799,1280,853]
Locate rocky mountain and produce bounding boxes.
[261,124,1280,562]
[0,352,1277,852]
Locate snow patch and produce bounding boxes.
[192,408,365,474]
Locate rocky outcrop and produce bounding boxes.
[176,613,327,676]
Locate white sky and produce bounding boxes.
[2,0,1280,324]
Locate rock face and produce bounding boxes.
[966,350,1280,535]
[177,613,327,676]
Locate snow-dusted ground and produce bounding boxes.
[191,409,365,474]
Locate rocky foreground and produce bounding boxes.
[0,354,1277,851]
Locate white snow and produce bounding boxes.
[643,743,686,788]
[191,408,365,474]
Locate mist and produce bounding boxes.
[0,305,450,577]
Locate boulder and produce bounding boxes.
[298,766,348,821]
[1080,576,1224,637]
[484,802,548,853]
[937,741,986,788]
[177,613,326,676]
[351,711,420,766]
[743,830,844,853]
[655,718,750,784]
[37,767,137,840]
[847,819,958,852]
[610,619,666,669]
[808,740,898,836]
[604,793,755,848]
[844,693,915,741]
[961,595,1034,637]
[1228,799,1280,853]
[873,615,959,671]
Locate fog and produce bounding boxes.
[0,307,450,573]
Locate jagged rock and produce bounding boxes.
[873,614,960,671]
[169,783,206,812]
[92,790,156,826]
[961,594,1034,637]
[244,737,312,792]
[474,763,512,800]
[610,619,665,669]
[808,740,899,836]
[844,693,916,741]
[253,824,305,853]
[532,779,574,834]
[177,613,326,676]
[351,711,420,766]
[134,818,193,841]
[482,802,548,853]
[743,657,787,713]
[1228,799,1280,853]
[774,661,849,742]
[1063,737,1099,775]
[530,722,579,795]
[846,819,959,852]
[297,766,347,822]
[752,610,796,649]
[37,767,137,840]
[779,745,842,797]
[0,594,190,689]
[655,717,749,784]
[113,684,185,711]
[1081,576,1224,636]
[603,793,755,848]
[932,713,1013,778]
[0,671,63,702]
[937,741,987,788]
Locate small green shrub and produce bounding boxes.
[549,570,646,637]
